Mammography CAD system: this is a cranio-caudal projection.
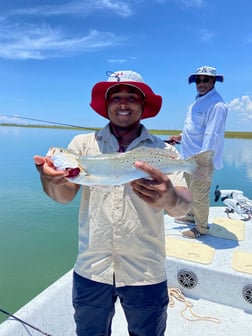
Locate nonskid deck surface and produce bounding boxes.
[0,207,251,335]
[164,206,252,313]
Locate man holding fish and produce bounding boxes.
[34,70,194,335]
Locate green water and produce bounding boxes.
[0,127,81,323]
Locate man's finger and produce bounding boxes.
[134,161,168,181]
[33,155,45,166]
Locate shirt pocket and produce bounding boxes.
[187,110,205,132]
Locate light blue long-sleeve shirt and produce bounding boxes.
[181,88,228,169]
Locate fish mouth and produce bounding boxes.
[65,167,81,178]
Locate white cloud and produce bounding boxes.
[108,56,136,64]
[166,0,204,8]
[0,22,123,60]
[227,96,252,120]
[0,1,130,60]
[108,58,128,64]
[181,0,204,7]
[7,0,132,18]
[224,140,252,182]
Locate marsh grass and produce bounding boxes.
[1,124,252,139]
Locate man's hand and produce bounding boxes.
[165,135,181,146]
[33,155,79,203]
[131,161,192,216]
[34,155,66,178]
[131,161,178,209]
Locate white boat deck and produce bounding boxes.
[165,207,252,313]
[0,207,252,336]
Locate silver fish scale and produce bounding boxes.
[79,147,179,175]
[48,146,214,185]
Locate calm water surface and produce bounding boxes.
[0,126,252,322]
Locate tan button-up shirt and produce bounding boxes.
[68,124,186,287]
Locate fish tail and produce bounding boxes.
[188,150,215,182]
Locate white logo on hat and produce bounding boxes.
[197,66,217,76]
[106,70,144,83]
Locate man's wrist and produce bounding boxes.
[166,195,180,213]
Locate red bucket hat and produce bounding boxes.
[90,70,162,119]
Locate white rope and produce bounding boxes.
[168,288,221,324]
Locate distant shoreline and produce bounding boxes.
[1,123,252,139]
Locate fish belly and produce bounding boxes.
[67,169,149,186]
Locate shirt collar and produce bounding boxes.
[196,87,216,99]
[96,123,154,145]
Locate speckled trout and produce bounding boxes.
[46,147,214,186]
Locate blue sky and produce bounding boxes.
[1,0,252,131]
